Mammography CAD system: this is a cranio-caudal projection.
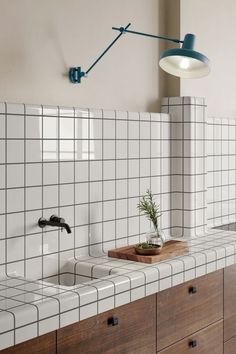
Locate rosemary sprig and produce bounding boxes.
[137,189,161,230]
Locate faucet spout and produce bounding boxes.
[38,215,72,234]
[59,222,72,234]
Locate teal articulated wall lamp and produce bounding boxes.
[69,23,210,83]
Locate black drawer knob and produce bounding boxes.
[189,286,197,294]
[108,316,119,326]
[189,340,197,348]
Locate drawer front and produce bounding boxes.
[157,320,223,354]
[57,294,156,354]
[0,332,56,354]
[224,335,236,354]
[224,264,236,341]
[157,270,223,351]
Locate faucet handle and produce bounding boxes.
[50,215,65,223]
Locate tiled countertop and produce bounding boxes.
[1,228,236,350]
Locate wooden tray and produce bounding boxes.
[108,240,189,264]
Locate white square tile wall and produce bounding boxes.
[206,117,236,227]
[0,98,210,280]
[0,102,178,279]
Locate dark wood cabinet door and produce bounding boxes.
[156,270,223,351]
[57,295,156,354]
[0,332,56,354]
[157,320,223,354]
[224,264,236,342]
[224,335,236,354]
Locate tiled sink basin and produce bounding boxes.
[41,259,122,287]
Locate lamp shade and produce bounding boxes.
[159,33,210,78]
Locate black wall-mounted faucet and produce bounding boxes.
[38,215,72,234]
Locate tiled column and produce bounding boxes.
[161,97,207,237]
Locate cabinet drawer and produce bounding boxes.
[224,335,236,354]
[57,294,156,354]
[0,332,56,354]
[157,320,223,354]
[224,264,236,341]
[157,270,223,351]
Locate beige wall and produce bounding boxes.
[0,0,168,112]
[180,0,236,117]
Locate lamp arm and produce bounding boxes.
[112,26,183,44]
[85,23,131,75]
[69,23,186,83]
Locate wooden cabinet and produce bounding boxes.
[157,320,223,354]
[224,264,236,342]
[0,332,56,354]
[224,263,236,352]
[57,294,156,354]
[224,335,236,354]
[156,270,223,351]
[1,268,233,354]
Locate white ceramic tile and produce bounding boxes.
[80,302,97,321]
[100,160,113,180]
[7,188,24,213]
[26,116,42,138]
[77,285,97,306]
[103,220,115,242]
[26,186,42,210]
[116,180,128,199]
[26,140,42,162]
[75,161,88,182]
[90,161,102,181]
[60,162,74,183]
[128,159,139,178]
[26,104,42,116]
[103,180,115,200]
[0,311,14,332]
[103,140,115,160]
[116,120,127,139]
[115,291,130,307]
[43,117,58,139]
[75,183,88,204]
[90,181,102,203]
[43,162,58,185]
[60,140,74,161]
[60,309,79,327]
[7,140,24,163]
[131,286,145,301]
[7,213,24,238]
[116,199,127,219]
[7,115,24,138]
[103,120,115,139]
[0,331,14,351]
[60,118,74,139]
[7,103,24,114]
[60,184,74,206]
[116,219,128,239]
[39,316,59,335]
[75,204,89,225]
[26,163,42,187]
[101,200,114,221]
[98,297,114,313]
[116,140,127,159]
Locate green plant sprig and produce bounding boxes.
[137,189,161,230]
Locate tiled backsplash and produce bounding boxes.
[0,98,210,280]
[207,117,236,227]
[161,97,207,237]
[0,102,175,279]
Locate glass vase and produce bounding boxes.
[146,226,165,248]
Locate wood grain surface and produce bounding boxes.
[108,240,189,264]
